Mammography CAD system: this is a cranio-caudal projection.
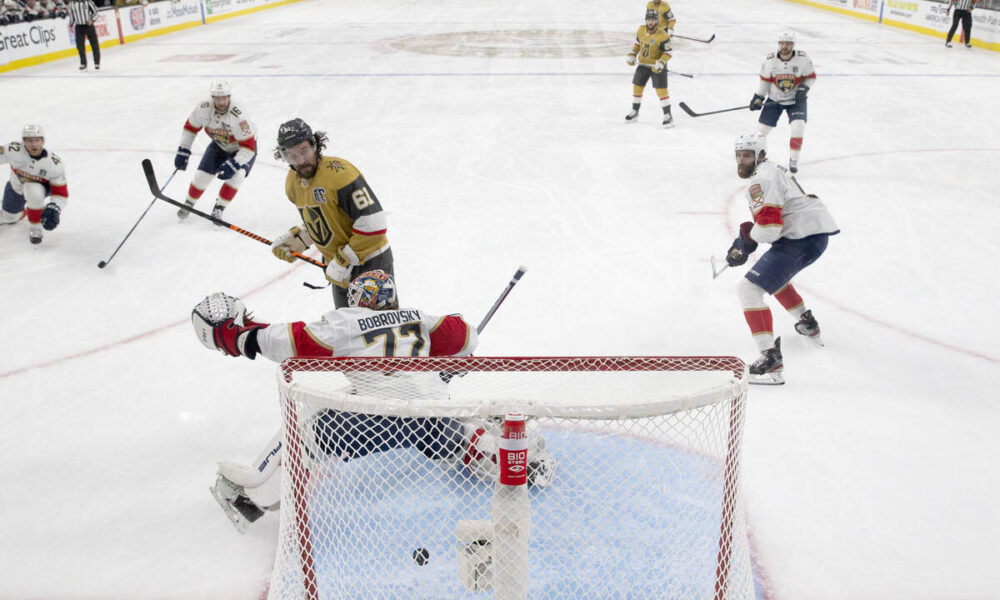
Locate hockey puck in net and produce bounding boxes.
[412,547,429,566]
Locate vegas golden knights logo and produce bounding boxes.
[300,206,333,246]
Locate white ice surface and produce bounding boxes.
[1,0,998,598]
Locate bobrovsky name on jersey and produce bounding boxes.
[357,310,423,332]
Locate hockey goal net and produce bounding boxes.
[270,356,753,600]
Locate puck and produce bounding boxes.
[412,547,429,566]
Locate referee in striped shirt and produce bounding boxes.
[946,0,977,48]
[68,0,100,70]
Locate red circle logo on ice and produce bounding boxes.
[386,29,629,58]
[130,7,146,30]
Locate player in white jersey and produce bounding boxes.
[725,133,839,385]
[189,270,555,530]
[749,31,816,174]
[173,80,257,222]
[0,124,69,244]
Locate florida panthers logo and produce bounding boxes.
[775,74,798,93]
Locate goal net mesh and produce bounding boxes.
[269,356,753,600]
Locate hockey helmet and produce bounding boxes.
[734,132,766,157]
[276,118,315,151]
[22,123,44,139]
[209,79,232,97]
[778,31,796,44]
[645,9,659,23]
[347,270,398,311]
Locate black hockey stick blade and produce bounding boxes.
[98,168,179,270]
[140,159,326,270]
[673,33,715,43]
[678,102,750,118]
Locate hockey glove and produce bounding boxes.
[174,146,191,171]
[795,87,808,104]
[217,158,242,181]
[749,94,765,111]
[324,244,360,287]
[40,202,60,231]
[726,221,758,267]
[271,225,313,263]
[652,59,666,74]
[191,292,269,359]
[626,54,637,66]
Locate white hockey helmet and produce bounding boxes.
[778,30,796,44]
[22,123,44,139]
[209,79,232,97]
[734,132,766,157]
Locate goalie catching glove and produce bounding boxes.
[191,292,269,359]
[270,225,313,263]
[325,244,360,287]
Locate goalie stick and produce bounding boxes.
[440,265,527,383]
[141,159,326,270]
[679,102,750,118]
[672,33,715,44]
[98,168,178,269]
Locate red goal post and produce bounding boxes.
[271,356,753,600]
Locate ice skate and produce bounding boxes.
[177,200,195,220]
[211,204,226,225]
[462,418,557,488]
[625,108,640,123]
[28,225,43,245]
[794,309,824,346]
[789,159,798,174]
[662,113,675,129]
[209,474,264,534]
[748,337,784,385]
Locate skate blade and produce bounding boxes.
[209,485,250,534]
[808,334,825,347]
[749,372,785,385]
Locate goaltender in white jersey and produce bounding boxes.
[173,79,258,222]
[0,124,69,244]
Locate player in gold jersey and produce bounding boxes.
[646,0,675,36]
[625,10,674,128]
[269,118,394,308]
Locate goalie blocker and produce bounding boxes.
[191,270,554,531]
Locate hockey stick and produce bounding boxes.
[679,102,750,118]
[141,159,326,270]
[637,64,694,78]
[476,265,527,334]
[711,255,728,279]
[441,265,527,383]
[98,168,178,269]
[672,33,715,44]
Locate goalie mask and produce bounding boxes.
[347,270,398,311]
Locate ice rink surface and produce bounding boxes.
[1,0,998,598]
